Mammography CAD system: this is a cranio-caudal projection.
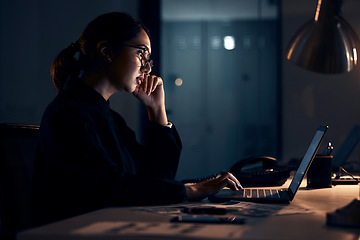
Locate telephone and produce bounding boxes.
[181,156,291,187]
[229,156,291,187]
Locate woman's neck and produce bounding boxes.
[80,72,116,101]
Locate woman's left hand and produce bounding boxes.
[133,74,168,125]
[185,172,243,201]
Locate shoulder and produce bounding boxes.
[41,91,88,129]
[110,109,128,126]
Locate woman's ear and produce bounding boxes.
[97,41,113,63]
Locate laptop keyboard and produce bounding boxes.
[237,188,281,199]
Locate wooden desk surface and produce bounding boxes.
[18,182,360,240]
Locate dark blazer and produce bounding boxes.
[31,78,186,226]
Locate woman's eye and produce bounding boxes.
[137,51,144,57]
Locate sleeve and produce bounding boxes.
[144,121,182,179]
[111,111,182,180]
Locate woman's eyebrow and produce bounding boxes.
[137,44,150,52]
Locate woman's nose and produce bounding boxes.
[142,61,152,74]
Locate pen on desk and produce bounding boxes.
[322,142,333,156]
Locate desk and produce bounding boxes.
[18,182,360,240]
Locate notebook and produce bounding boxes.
[208,125,328,203]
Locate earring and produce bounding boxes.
[107,57,112,63]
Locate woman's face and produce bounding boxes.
[108,29,152,93]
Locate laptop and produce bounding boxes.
[332,125,359,171]
[208,125,328,203]
[331,125,360,185]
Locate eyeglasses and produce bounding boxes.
[122,43,154,68]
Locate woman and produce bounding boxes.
[31,12,241,226]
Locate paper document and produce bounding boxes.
[136,201,312,218]
[72,221,250,239]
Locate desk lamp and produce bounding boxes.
[285,0,360,227]
[285,0,360,74]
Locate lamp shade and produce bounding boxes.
[285,0,360,74]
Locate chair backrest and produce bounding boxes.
[0,124,39,234]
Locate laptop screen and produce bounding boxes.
[332,125,359,170]
[288,126,327,196]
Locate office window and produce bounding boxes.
[161,0,280,179]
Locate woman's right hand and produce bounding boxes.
[185,172,242,201]
[133,74,169,126]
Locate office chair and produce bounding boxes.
[0,124,39,238]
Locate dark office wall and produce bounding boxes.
[282,0,360,168]
[0,0,141,132]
